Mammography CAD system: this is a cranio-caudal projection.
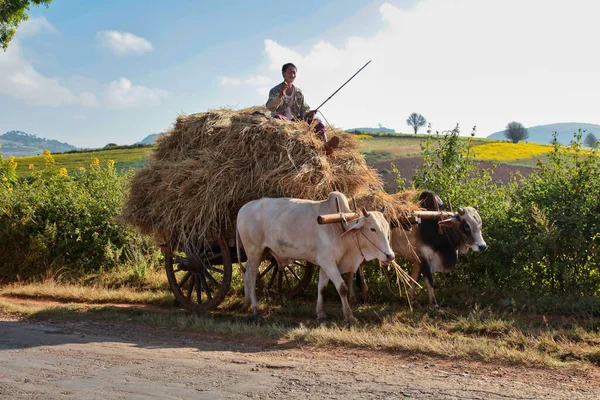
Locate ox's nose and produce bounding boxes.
[478,244,487,252]
[386,253,395,261]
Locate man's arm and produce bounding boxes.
[266,83,284,112]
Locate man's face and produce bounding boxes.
[283,66,297,84]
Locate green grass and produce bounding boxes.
[358,135,434,164]
[14,146,153,177]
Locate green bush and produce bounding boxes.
[403,127,600,311]
[0,148,18,189]
[506,131,600,297]
[0,151,159,281]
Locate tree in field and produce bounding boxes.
[1,0,52,51]
[406,113,427,134]
[504,121,529,143]
[584,132,598,148]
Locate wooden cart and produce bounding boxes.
[163,234,314,312]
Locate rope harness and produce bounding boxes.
[334,205,390,261]
[428,196,469,249]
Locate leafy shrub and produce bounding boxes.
[403,127,600,311]
[0,151,160,281]
[505,131,600,297]
[0,149,18,189]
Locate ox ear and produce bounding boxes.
[473,205,479,211]
[458,207,465,216]
[341,217,365,237]
[361,207,370,218]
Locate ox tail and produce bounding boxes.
[235,226,246,274]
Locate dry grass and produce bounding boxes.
[1,285,599,369]
[0,281,173,306]
[120,107,409,252]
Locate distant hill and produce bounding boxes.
[487,123,600,145]
[0,131,77,157]
[348,126,396,134]
[136,133,163,145]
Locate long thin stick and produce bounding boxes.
[314,60,372,111]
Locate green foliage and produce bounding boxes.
[0,0,52,50]
[410,125,518,298]
[505,131,600,297]
[407,126,600,311]
[0,147,18,189]
[0,151,159,281]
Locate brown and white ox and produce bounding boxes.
[351,191,487,307]
[236,191,394,323]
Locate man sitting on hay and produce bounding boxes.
[266,62,340,155]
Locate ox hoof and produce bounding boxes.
[317,316,329,325]
[241,301,251,312]
[428,302,440,309]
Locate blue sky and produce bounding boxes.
[1,0,598,148]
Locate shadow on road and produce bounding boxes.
[0,304,297,355]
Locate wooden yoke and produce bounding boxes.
[317,210,456,225]
[413,211,456,220]
[317,211,362,225]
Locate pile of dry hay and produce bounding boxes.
[121,107,414,251]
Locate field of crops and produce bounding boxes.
[13,146,153,177]
[10,135,595,178]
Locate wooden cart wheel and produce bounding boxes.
[165,235,232,312]
[257,259,315,298]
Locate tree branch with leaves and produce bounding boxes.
[1,0,52,51]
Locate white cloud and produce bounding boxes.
[219,76,241,86]
[103,78,168,108]
[218,75,271,87]
[0,43,164,109]
[0,42,98,107]
[73,114,88,120]
[16,16,57,37]
[97,31,153,55]
[244,75,271,86]
[225,0,600,136]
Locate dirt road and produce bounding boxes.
[1,317,598,399]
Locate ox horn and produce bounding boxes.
[458,207,465,216]
[379,205,386,214]
[361,207,370,217]
[473,205,479,211]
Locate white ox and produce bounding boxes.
[236,191,394,323]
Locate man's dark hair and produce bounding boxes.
[282,63,297,73]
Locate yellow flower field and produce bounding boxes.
[473,142,598,162]
[472,142,554,161]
